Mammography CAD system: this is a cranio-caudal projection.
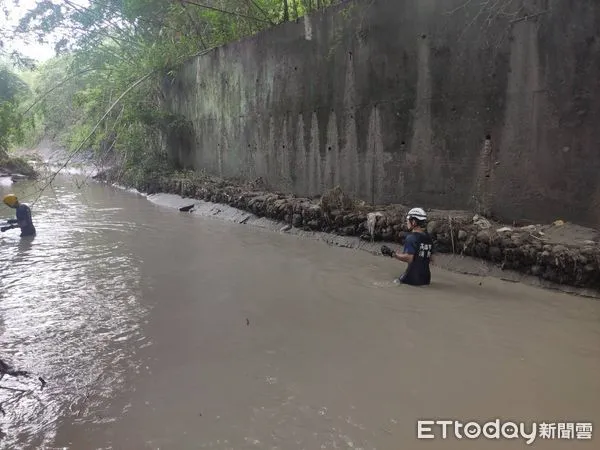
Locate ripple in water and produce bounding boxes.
[0,179,148,449]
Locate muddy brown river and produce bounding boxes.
[0,175,599,450]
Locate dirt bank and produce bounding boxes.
[0,155,38,181]
[94,168,600,293]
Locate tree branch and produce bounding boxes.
[0,359,29,379]
[509,10,549,24]
[29,70,156,208]
[22,68,106,116]
[0,357,46,416]
[178,0,272,24]
[247,0,276,25]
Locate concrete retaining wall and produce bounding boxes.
[161,0,600,228]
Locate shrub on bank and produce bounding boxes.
[0,155,38,178]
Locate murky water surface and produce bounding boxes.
[0,176,599,449]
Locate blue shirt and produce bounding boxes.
[16,204,36,237]
[399,231,433,286]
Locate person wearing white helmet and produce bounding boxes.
[381,207,434,286]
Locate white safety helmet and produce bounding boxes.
[406,207,427,221]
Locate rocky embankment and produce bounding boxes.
[0,155,38,181]
[94,169,600,291]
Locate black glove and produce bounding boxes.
[381,245,395,257]
[1,225,16,232]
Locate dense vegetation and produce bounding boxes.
[0,59,37,175]
[0,0,343,183]
[0,64,27,156]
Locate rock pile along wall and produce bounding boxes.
[94,169,600,291]
[160,0,600,229]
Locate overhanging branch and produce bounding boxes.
[177,0,272,24]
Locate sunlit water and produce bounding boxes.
[0,175,599,450]
[0,176,148,448]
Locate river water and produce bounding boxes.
[0,175,599,450]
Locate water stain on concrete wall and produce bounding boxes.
[162,0,600,227]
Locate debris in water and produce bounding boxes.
[246,318,250,326]
[179,204,195,212]
[11,173,27,182]
[0,358,29,378]
[280,224,292,232]
[367,212,384,241]
[473,214,491,229]
[0,359,46,415]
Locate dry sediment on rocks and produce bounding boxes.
[94,169,600,291]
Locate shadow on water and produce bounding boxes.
[15,236,34,259]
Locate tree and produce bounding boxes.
[0,64,29,156]
[11,0,344,182]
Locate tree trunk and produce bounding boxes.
[283,0,290,22]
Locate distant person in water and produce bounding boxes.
[381,207,433,286]
[2,194,36,237]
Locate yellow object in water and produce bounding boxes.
[553,219,565,227]
[3,194,18,207]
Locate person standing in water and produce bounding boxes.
[2,194,36,237]
[381,207,433,286]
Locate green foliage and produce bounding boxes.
[0,67,28,102]
[10,0,345,173]
[0,64,30,155]
[0,101,21,155]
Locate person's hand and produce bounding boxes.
[381,245,395,257]
[1,225,14,232]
